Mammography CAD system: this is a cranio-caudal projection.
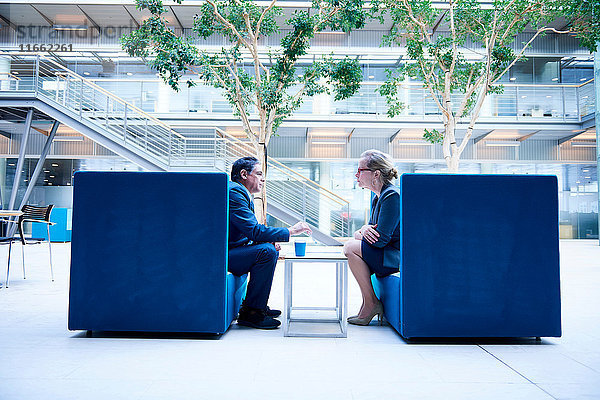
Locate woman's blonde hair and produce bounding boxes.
[360,149,398,185]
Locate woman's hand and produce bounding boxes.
[360,224,380,244]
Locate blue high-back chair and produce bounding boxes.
[372,174,561,339]
[68,172,247,335]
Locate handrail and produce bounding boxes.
[215,127,350,205]
[0,72,21,81]
[1,52,185,140]
[387,80,595,89]
[86,76,594,89]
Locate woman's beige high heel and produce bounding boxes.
[347,301,384,326]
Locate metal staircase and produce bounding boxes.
[0,53,349,243]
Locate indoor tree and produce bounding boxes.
[375,0,598,172]
[121,0,366,221]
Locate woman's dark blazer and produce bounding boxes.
[365,183,400,271]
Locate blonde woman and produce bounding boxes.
[343,150,400,326]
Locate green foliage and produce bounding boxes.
[122,0,365,140]
[562,0,600,52]
[423,128,443,144]
[373,0,597,152]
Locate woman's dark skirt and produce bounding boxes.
[361,240,399,278]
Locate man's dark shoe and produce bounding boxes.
[265,306,282,318]
[237,307,281,330]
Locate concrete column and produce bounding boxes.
[0,56,10,91]
[157,80,171,113]
[318,161,331,234]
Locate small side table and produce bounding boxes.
[283,247,348,338]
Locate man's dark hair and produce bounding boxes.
[231,156,260,182]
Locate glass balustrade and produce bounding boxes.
[74,77,593,121]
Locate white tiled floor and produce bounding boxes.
[1,240,599,399]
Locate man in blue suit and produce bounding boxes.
[229,156,312,329]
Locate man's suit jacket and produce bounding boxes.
[228,181,290,249]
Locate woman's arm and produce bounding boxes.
[367,192,399,248]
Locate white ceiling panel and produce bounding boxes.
[79,5,134,27]
[34,4,86,25]
[0,4,50,26]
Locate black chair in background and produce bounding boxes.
[0,236,15,288]
[12,205,55,285]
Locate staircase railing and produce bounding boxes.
[0,53,350,238]
[0,53,185,168]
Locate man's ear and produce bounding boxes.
[240,169,248,180]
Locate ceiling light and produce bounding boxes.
[582,169,589,172]
[546,95,551,98]
[582,96,589,99]
[12,71,19,75]
[53,25,88,31]
[368,75,374,79]
[396,140,433,146]
[54,136,84,142]
[52,163,59,167]
[127,72,133,76]
[49,175,55,178]
[571,142,596,147]
[8,163,14,166]
[552,77,559,81]
[485,141,520,147]
[580,78,587,81]
[44,179,48,182]
[521,95,527,98]
[510,77,516,81]
[317,31,346,35]
[83,72,90,75]
[312,140,346,145]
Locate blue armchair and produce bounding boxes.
[372,174,561,339]
[68,171,247,335]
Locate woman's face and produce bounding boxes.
[355,158,374,189]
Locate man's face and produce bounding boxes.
[240,163,264,194]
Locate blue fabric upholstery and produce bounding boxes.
[374,174,561,338]
[68,172,247,334]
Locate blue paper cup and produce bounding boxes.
[294,241,306,257]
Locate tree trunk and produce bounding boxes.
[443,119,460,173]
[446,155,459,173]
[254,143,268,224]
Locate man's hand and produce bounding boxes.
[273,242,281,251]
[360,224,380,244]
[289,221,312,236]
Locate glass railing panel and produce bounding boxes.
[563,87,579,119]
[579,82,594,117]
